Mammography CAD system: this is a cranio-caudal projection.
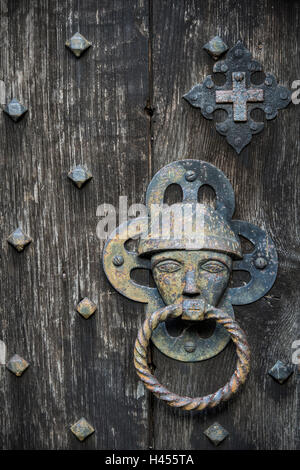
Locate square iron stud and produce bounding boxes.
[7,227,32,252]
[203,36,228,60]
[70,417,95,441]
[76,297,97,319]
[4,98,28,122]
[65,32,91,57]
[204,422,229,446]
[268,360,294,384]
[6,354,30,376]
[68,165,92,188]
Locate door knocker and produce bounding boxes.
[103,160,278,411]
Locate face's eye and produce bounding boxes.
[155,261,182,273]
[200,260,227,273]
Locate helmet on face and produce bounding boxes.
[138,203,242,259]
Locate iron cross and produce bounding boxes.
[183,41,291,153]
[216,72,264,122]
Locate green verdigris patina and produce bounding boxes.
[103,159,277,362]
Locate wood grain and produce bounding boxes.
[150,0,299,450]
[0,0,299,450]
[0,0,150,449]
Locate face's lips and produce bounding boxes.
[181,298,207,321]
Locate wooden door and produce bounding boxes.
[0,0,299,450]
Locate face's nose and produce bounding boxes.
[182,270,200,296]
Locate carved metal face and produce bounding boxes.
[152,250,232,308]
[103,160,278,362]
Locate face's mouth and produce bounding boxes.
[181,298,207,321]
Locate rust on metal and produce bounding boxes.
[133,303,250,410]
[68,165,92,189]
[103,159,278,410]
[76,297,97,319]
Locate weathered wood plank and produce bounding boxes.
[150,0,299,450]
[0,0,299,451]
[0,0,150,449]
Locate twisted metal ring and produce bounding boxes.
[134,303,250,411]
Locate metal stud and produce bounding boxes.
[220,63,228,72]
[7,227,32,252]
[6,354,30,376]
[185,170,197,182]
[76,297,97,319]
[4,99,28,122]
[268,360,294,384]
[65,32,92,58]
[70,417,95,441]
[265,77,273,86]
[204,422,229,446]
[113,255,124,267]
[254,256,268,269]
[219,122,228,133]
[203,36,228,60]
[184,341,196,353]
[68,165,92,188]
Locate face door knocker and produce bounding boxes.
[103,160,278,411]
[183,40,291,154]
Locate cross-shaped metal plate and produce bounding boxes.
[183,41,291,154]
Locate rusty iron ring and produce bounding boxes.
[134,304,250,411]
